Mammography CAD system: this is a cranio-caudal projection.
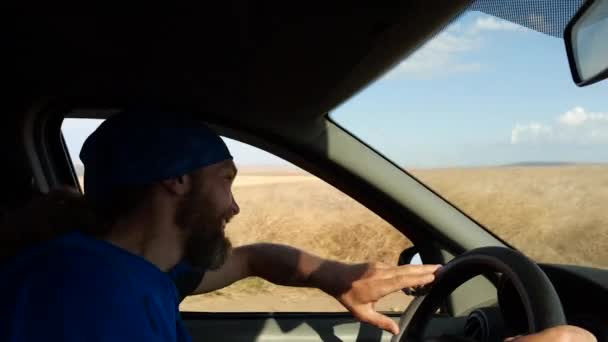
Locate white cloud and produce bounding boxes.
[472,17,527,33]
[511,107,608,145]
[384,28,481,80]
[559,106,588,126]
[511,122,552,144]
[384,13,529,80]
[558,106,608,126]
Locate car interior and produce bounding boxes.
[4,1,608,341]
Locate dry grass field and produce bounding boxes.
[409,165,608,268]
[174,165,608,312]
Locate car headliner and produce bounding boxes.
[7,2,469,123]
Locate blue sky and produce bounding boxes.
[331,11,608,168]
[63,11,607,169]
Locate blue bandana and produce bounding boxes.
[79,111,232,202]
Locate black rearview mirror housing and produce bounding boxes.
[564,0,608,86]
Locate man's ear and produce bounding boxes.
[160,175,191,196]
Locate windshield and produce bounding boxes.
[331,8,608,269]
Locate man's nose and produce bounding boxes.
[231,195,240,216]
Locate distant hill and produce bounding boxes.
[502,161,577,167]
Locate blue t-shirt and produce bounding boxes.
[0,232,197,341]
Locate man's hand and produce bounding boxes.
[314,261,441,335]
[506,325,596,342]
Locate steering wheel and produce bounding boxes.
[392,247,566,342]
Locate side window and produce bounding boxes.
[62,118,413,313]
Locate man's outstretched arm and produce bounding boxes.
[191,242,439,334]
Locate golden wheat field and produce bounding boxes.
[179,165,608,312]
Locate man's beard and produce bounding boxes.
[176,184,233,271]
[183,229,232,271]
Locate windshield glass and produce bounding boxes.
[331,8,608,269]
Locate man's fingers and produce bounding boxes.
[390,264,442,277]
[377,273,436,297]
[358,310,400,335]
[372,262,391,269]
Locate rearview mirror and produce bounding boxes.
[564,0,608,86]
